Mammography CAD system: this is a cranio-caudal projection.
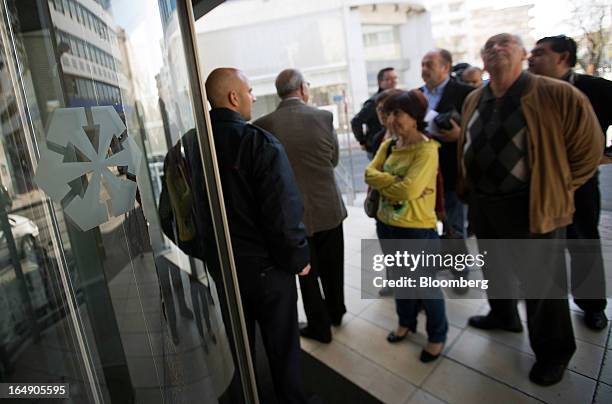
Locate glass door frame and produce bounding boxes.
[175,1,259,403]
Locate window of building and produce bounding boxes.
[85,11,93,30]
[449,1,463,12]
[363,28,394,46]
[51,0,63,13]
[77,39,85,58]
[75,4,83,24]
[362,26,395,47]
[450,19,464,28]
[69,37,77,55]
[68,0,76,19]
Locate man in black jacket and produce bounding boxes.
[420,49,474,238]
[529,35,611,331]
[351,67,398,159]
[186,67,311,403]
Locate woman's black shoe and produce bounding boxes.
[386,330,409,343]
[419,349,441,363]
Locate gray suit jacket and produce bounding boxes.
[254,98,347,236]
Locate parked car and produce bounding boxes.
[0,214,39,267]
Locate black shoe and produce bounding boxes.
[386,330,409,343]
[584,311,608,331]
[419,349,441,363]
[299,323,331,343]
[331,315,344,326]
[468,314,523,333]
[529,362,566,386]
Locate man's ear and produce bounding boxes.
[559,51,571,67]
[229,90,239,107]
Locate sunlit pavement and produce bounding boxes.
[297,204,612,404]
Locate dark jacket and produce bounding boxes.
[420,79,474,191]
[351,90,382,152]
[254,98,347,236]
[183,108,309,275]
[572,73,612,139]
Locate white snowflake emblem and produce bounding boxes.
[34,106,142,231]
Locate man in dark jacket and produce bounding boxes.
[351,67,398,159]
[187,67,311,403]
[528,35,611,331]
[420,49,474,239]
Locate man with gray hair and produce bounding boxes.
[457,33,602,385]
[255,69,347,343]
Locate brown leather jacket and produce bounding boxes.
[457,73,603,234]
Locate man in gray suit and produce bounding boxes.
[254,69,348,343]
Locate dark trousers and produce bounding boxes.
[469,192,576,366]
[299,223,346,335]
[239,267,307,404]
[567,173,607,313]
[376,222,449,344]
[444,190,467,238]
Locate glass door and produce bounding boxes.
[0,0,256,402]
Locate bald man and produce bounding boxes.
[186,67,311,403]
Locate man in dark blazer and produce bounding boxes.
[255,69,348,343]
[420,49,475,239]
[351,67,398,159]
[528,35,612,331]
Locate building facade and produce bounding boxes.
[194,0,434,123]
[429,0,534,67]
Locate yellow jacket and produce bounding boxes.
[365,138,440,228]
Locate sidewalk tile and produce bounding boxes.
[334,317,440,386]
[422,358,541,404]
[446,330,596,404]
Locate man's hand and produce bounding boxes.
[298,264,311,276]
[437,119,461,142]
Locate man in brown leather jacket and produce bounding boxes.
[456,33,602,386]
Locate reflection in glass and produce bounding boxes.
[0,0,245,402]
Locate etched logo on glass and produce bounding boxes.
[34,107,141,231]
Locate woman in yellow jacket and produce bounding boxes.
[365,89,448,363]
